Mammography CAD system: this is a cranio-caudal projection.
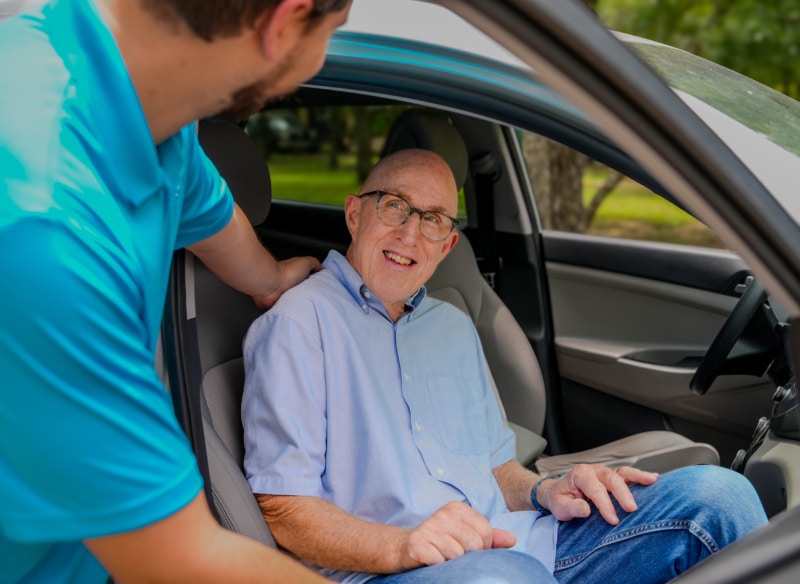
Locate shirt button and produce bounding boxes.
[415,422,422,431]
[363,291,371,299]
[437,468,445,476]
[404,373,410,382]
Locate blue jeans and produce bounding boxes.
[369,549,554,583]
[369,466,767,584]
[553,465,766,583]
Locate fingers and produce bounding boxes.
[257,256,322,310]
[403,529,462,567]
[616,465,659,486]
[568,466,622,525]
[402,502,496,569]
[303,256,324,273]
[549,465,659,526]
[491,528,517,549]
[281,256,323,283]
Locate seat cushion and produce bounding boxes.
[534,431,720,476]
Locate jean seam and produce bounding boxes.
[553,519,719,572]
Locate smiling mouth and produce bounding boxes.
[384,251,415,266]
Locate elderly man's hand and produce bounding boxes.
[398,501,516,570]
[539,465,658,525]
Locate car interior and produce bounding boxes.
[163,91,798,545]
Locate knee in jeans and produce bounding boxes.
[462,549,554,582]
[666,465,767,536]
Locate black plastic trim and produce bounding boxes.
[542,230,750,295]
[163,251,217,520]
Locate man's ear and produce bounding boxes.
[344,194,361,238]
[440,230,459,257]
[256,0,314,62]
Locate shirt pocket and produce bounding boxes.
[425,375,489,455]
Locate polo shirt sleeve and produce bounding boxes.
[0,216,203,543]
[174,127,235,249]
[241,305,329,498]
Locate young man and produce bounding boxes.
[242,148,768,583]
[0,1,350,582]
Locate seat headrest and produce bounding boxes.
[198,117,271,226]
[381,110,468,190]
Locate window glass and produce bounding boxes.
[518,131,723,248]
[245,105,467,218]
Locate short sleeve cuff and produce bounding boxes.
[247,475,326,499]
[490,427,517,469]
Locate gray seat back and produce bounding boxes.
[190,117,274,545]
[426,237,547,436]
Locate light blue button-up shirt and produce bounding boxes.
[243,251,557,583]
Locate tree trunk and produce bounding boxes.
[522,133,587,231]
[327,106,345,171]
[583,170,623,230]
[353,107,372,183]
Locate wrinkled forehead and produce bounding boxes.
[368,155,458,213]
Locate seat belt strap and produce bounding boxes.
[471,151,502,289]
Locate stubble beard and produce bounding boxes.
[224,50,298,120]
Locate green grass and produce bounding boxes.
[269,152,467,217]
[268,153,361,205]
[583,170,698,226]
[583,169,724,247]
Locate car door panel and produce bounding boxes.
[542,232,775,464]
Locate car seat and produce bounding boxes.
[383,108,720,474]
[173,117,277,544]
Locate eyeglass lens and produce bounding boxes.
[377,194,453,241]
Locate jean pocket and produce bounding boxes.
[425,375,489,455]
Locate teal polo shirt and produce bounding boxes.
[0,1,234,582]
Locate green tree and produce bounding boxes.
[597,0,800,98]
[530,0,800,233]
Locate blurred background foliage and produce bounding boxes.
[526,0,797,246]
[593,0,800,99]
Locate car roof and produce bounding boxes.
[341,0,525,68]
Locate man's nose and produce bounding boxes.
[394,212,421,242]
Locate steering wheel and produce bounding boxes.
[690,278,767,395]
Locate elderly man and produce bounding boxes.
[0,1,351,582]
[242,148,767,584]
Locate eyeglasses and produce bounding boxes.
[358,190,459,242]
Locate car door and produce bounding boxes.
[540,229,776,466]
[409,117,774,469]
[470,119,777,467]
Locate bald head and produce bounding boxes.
[360,149,459,214]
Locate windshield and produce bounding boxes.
[631,41,800,158]
[627,38,800,221]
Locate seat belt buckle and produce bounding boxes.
[477,256,502,289]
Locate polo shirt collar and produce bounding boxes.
[323,250,427,318]
[46,0,177,206]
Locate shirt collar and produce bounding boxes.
[323,250,428,319]
[46,0,183,206]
